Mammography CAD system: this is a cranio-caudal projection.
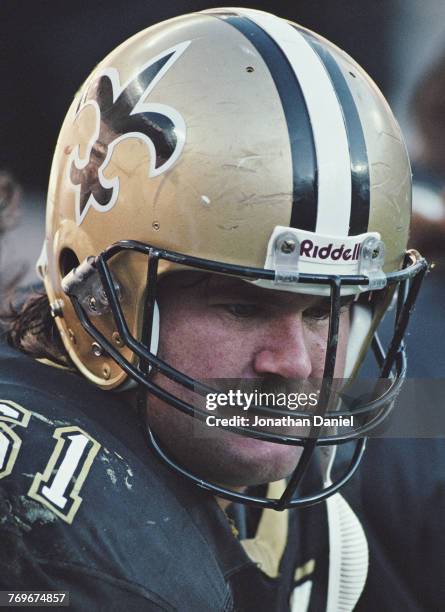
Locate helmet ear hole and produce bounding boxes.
[59,248,80,279]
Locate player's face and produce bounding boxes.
[146,273,351,487]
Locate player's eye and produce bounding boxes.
[303,305,330,321]
[225,303,260,318]
[304,297,354,321]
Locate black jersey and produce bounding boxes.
[3,344,441,611]
[0,344,349,611]
[0,346,244,610]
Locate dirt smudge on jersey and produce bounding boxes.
[31,412,71,428]
[0,495,57,532]
[19,496,57,525]
[106,467,117,485]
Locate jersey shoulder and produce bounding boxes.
[0,345,235,610]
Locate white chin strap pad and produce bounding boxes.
[343,303,373,379]
[116,300,160,392]
[150,300,160,359]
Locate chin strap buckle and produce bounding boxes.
[270,231,301,284]
[358,236,387,290]
[62,256,121,316]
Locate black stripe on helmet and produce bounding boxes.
[294,26,370,235]
[210,12,318,232]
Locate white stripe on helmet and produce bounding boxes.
[237,8,352,236]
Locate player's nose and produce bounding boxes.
[253,313,312,379]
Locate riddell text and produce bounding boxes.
[300,239,362,261]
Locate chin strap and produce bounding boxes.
[115,300,161,392]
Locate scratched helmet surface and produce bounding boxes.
[38,8,425,509]
[40,7,414,387]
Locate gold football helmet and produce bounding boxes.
[37,8,426,509]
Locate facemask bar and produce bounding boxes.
[63,241,427,509]
[88,245,417,436]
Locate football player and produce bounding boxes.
[0,8,428,611]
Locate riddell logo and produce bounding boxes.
[300,239,362,261]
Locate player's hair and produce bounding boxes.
[2,291,68,364]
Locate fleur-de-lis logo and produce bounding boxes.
[69,41,190,225]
